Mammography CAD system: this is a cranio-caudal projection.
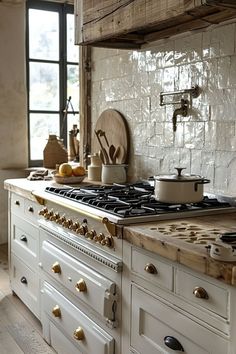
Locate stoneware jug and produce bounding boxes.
[101,164,127,184]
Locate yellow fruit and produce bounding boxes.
[72,166,86,176]
[58,163,73,177]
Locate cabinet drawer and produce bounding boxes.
[175,269,229,319]
[48,322,83,354]
[131,247,173,291]
[41,241,117,321]
[11,193,24,216]
[11,254,40,318]
[131,284,228,354]
[42,281,114,354]
[11,214,39,267]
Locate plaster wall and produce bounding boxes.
[91,21,236,197]
[0,2,28,244]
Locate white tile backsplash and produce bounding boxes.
[91,21,236,196]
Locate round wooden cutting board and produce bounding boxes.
[92,109,129,164]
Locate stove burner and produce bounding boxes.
[45,184,235,220]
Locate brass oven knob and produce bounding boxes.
[69,222,80,231]
[56,215,66,224]
[45,209,54,220]
[101,236,114,248]
[93,233,104,243]
[51,261,61,274]
[193,286,209,299]
[75,279,87,292]
[62,218,72,228]
[52,305,61,318]
[50,212,60,221]
[73,327,85,341]
[39,207,48,216]
[76,225,88,235]
[144,263,158,274]
[85,229,96,240]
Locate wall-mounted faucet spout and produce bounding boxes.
[172,99,188,132]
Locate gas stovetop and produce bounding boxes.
[44,182,236,225]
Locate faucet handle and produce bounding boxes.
[174,167,186,177]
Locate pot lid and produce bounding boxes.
[155,167,203,182]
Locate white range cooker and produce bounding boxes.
[7,180,236,354]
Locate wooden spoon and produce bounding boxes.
[99,150,105,165]
[109,144,116,164]
[115,144,126,164]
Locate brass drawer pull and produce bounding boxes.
[51,262,61,274]
[73,327,85,341]
[76,279,87,292]
[193,286,209,299]
[52,305,61,318]
[144,263,157,274]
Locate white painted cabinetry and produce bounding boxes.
[9,192,41,318]
[123,243,236,354]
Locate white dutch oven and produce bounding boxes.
[154,167,210,204]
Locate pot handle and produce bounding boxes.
[194,179,210,191]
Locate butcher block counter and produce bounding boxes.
[4,178,236,286]
[124,213,236,286]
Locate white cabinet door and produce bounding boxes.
[131,284,228,354]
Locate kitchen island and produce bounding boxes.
[4,178,236,354]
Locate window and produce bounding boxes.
[26,0,79,166]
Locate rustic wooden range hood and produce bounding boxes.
[75,0,236,49]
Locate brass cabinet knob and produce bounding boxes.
[193,286,209,299]
[51,261,61,274]
[144,263,158,274]
[52,305,61,318]
[73,327,85,341]
[76,279,87,292]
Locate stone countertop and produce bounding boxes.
[4,178,236,286]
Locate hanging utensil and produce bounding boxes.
[94,130,110,164]
[98,130,109,148]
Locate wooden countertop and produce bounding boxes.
[5,178,236,286]
[124,214,236,286]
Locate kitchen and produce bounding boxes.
[2,0,236,353]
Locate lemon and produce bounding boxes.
[72,166,86,176]
[58,163,73,177]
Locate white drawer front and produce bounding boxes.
[42,282,114,354]
[176,269,229,319]
[11,214,39,267]
[11,193,24,216]
[11,254,39,318]
[131,285,228,354]
[49,322,83,354]
[41,241,117,321]
[131,247,173,291]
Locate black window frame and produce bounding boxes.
[26,0,79,167]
